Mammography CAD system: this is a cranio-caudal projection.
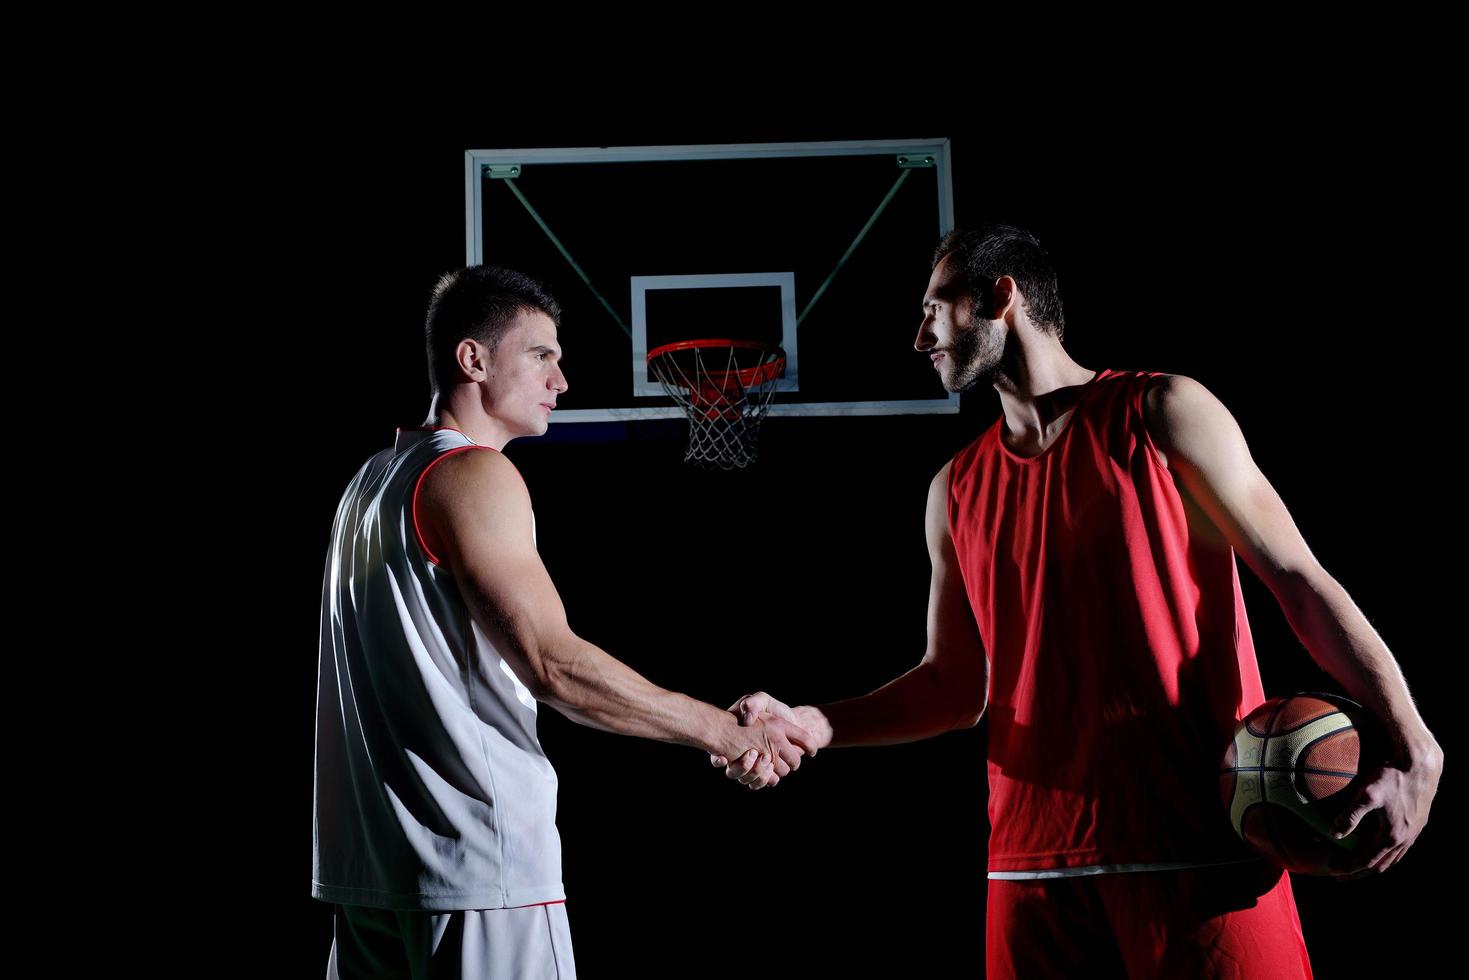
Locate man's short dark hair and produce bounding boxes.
[932,225,1065,340]
[424,266,563,396]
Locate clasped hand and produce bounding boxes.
[709,692,820,790]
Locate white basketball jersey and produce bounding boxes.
[313,426,565,911]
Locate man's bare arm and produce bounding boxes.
[716,461,988,770]
[416,448,810,778]
[1145,374,1442,874]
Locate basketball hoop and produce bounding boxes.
[646,339,785,469]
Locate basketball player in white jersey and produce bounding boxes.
[314,265,814,980]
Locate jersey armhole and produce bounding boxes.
[945,456,958,547]
[411,446,500,566]
[1136,373,1177,479]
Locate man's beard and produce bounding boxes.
[943,322,1004,392]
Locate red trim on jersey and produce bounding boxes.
[411,445,499,566]
[508,899,567,908]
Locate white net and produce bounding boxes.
[647,342,785,469]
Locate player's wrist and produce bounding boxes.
[792,705,834,750]
[1393,730,1443,771]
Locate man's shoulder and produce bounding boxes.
[1137,373,1237,467]
[1106,369,1200,402]
[413,447,533,563]
[1139,373,1218,424]
[416,446,525,508]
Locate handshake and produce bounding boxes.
[708,692,833,790]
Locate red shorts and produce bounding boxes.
[986,861,1313,979]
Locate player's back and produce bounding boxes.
[312,426,566,911]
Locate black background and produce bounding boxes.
[206,78,1455,978]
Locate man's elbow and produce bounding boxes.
[523,638,587,709]
[945,677,987,730]
[953,699,987,730]
[523,654,567,706]
[523,669,561,706]
[1267,561,1339,614]
[925,653,988,731]
[488,624,573,705]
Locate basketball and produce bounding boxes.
[1220,692,1386,875]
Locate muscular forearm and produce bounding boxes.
[1278,571,1440,763]
[808,660,981,749]
[537,637,760,760]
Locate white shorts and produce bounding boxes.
[326,901,576,980]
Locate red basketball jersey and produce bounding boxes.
[948,369,1263,873]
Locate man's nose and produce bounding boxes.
[915,314,937,352]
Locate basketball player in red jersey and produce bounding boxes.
[715,226,1443,976]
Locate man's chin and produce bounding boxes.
[944,358,1003,393]
[940,366,974,393]
[944,374,989,394]
[504,421,550,442]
